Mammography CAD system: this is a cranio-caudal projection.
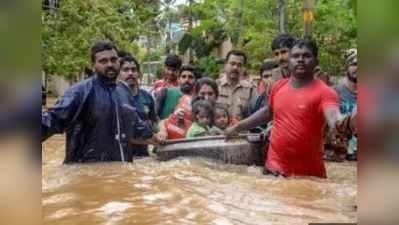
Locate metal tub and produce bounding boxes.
[154,135,266,166]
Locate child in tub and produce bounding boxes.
[186,99,215,138]
[209,104,230,135]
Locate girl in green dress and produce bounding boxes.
[186,100,214,138]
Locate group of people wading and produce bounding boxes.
[42,33,357,178]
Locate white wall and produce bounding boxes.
[48,75,72,97]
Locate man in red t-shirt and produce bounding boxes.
[225,38,354,178]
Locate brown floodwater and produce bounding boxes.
[42,134,357,225]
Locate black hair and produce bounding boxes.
[164,54,182,69]
[120,55,140,73]
[191,99,214,123]
[117,50,132,59]
[90,41,118,63]
[226,49,247,65]
[194,77,219,99]
[180,64,202,80]
[292,37,318,58]
[84,67,94,77]
[214,104,230,124]
[271,33,296,51]
[259,60,278,77]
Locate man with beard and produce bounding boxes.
[156,65,198,120]
[270,33,296,81]
[336,49,357,117]
[157,65,201,139]
[42,41,160,163]
[249,60,278,133]
[328,49,358,161]
[252,59,278,113]
[216,49,256,123]
[118,54,159,157]
[225,38,355,178]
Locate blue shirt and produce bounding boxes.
[132,89,157,124]
[334,83,357,115]
[128,87,158,157]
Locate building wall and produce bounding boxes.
[47,75,72,97]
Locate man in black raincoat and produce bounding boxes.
[42,41,160,163]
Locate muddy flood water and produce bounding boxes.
[42,134,357,225]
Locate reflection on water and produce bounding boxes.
[43,135,357,225]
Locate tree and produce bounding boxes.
[178,0,356,77]
[42,0,160,79]
[285,0,357,76]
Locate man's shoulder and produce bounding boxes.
[216,75,227,86]
[67,76,96,94]
[166,86,181,93]
[117,80,130,90]
[271,67,283,81]
[137,89,154,102]
[314,79,337,93]
[138,88,152,97]
[239,79,256,89]
[163,87,182,100]
[272,78,290,91]
[312,79,339,100]
[333,82,347,93]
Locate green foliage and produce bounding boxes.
[143,49,162,61]
[178,7,227,58]
[179,0,356,77]
[285,0,357,76]
[42,0,160,79]
[44,0,356,79]
[197,55,223,79]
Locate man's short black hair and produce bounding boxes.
[164,54,182,69]
[271,33,296,51]
[118,50,132,59]
[259,60,278,76]
[226,49,247,65]
[292,37,318,58]
[180,65,202,80]
[120,55,140,73]
[91,41,118,63]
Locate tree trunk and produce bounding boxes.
[277,0,286,33]
[188,0,194,63]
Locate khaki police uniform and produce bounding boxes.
[216,75,256,120]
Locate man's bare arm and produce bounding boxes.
[324,107,354,135]
[225,106,272,137]
[130,133,165,145]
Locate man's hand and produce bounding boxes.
[329,130,348,148]
[130,133,166,146]
[174,108,185,120]
[325,129,348,162]
[335,114,354,137]
[324,107,351,134]
[224,125,239,139]
[154,132,167,144]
